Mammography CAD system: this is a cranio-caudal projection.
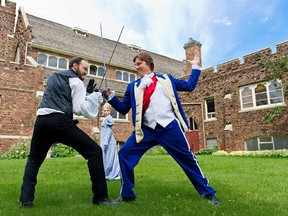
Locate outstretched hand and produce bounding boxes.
[187,50,201,66]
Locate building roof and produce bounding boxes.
[27,14,186,77]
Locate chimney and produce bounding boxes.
[183,37,202,75]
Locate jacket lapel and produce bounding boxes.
[134,83,144,143]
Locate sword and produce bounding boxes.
[98,25,125,91]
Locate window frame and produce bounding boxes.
[205,98,216,120]
[88,64,105,77]
[239,80,284,111]
[37,53,68,70]
[245,136,277,151]
[207,138,218,149]
[115,70,136,83]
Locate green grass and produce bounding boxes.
[0,155,287,216]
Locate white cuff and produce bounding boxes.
[108,91,116,101]
[192,64,202,70]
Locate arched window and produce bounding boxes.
[241,87,253,108]
[37,54,47,65]
[48,56,57,67]
[98,67,105,77]
[116,71,122,80]
[58,58,68,69]
[89,65,97,76]
[255,84,268,106]
[130,74,136,82]
[123,72,129,81]
[189,117,198,130]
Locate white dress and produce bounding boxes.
[100,115,121,180]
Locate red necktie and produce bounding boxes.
[142,75,157,113]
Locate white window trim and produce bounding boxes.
[239,80,285,111]
[205,98,216,120]
[37,53,68,70]
[88,64,106,77]
[245,136,275,151]
[258,137,274,150]
[115,70,136,83]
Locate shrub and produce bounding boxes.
[51,143,78,158]
[0,137,30,160]
[197,148,218,155]
[229,149,288,157]
[212,150,229,156]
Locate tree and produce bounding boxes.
[259,56,288,123]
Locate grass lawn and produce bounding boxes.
[0,155,287,216]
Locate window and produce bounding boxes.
[123,72,129,82]
[116,71,122,80]
[37,53,68,70]
[245,136,288,151]
[116,70,136,82]
[73,27,88,37]
[205,98,216,119]
[59,58,68,69]
[130,74,136,82]
[89,65,97,76]
[189,117,198,130]
[98,67,105,77]
[88,65,105,77]
[48,56,57,67]
[240,80,284,110]
[207,138,218,149]
[37,54,47,65]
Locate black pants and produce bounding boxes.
[20,113,108,202]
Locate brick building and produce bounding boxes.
[0,0,287,152]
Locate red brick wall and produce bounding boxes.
[181,41,288,152]
[0,0,16,61]
[0,61,43,151]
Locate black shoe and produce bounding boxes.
[20,201,33,208]
[114,196,135,203]
[204,194,222,206]
[92,197,118,206]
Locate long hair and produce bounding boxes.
[133,51,154,71]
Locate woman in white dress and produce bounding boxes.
[100,103,121,180]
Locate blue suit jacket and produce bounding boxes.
[109,69,201,130]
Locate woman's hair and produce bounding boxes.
[102,103,111,112]
[133,51,154,71]
[69,57,87,68]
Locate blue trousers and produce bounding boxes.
[119,119,216,199]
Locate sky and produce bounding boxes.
[11,0,288,69]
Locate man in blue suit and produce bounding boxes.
[105,51,221,205]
